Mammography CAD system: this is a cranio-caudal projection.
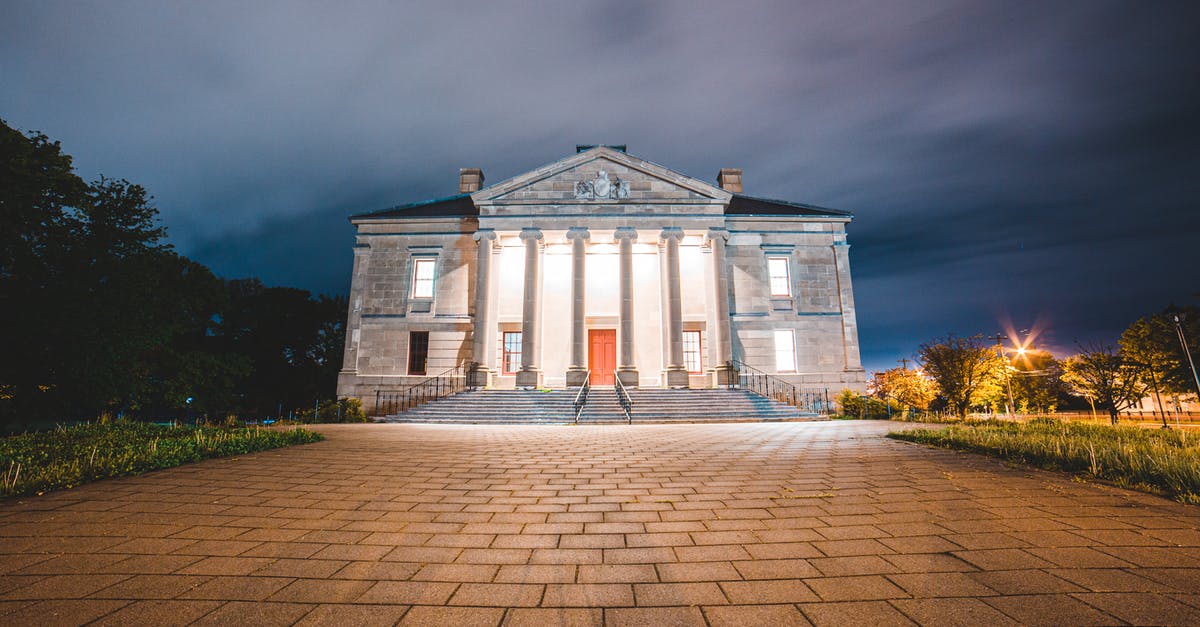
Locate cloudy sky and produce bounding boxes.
[3,1,1198,372]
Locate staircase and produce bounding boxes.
[377,388,821,424]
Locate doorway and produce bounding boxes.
[588,329,616,385]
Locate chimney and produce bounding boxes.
[459,168,485,193]
[717,168,742,193]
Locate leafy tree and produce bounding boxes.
[1,120,346,427]
[1120,315,1183,423]
[1061,344,1146,425]
[918,334,1003,418]
[871,367,937,412]
[1008,349,1066,414]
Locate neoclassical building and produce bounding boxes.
[337,146,866,401]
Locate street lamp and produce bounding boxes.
[1174,314,1200,401]
[991,333,1016,416]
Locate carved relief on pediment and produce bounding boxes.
[573,170,630,201]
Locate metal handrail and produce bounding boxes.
[727,359,832,414]
[572,371,591,424]
[614,372,633,424]
[372,363,467,417]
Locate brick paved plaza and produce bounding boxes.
[2,421,1199,626]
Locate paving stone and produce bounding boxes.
[450,583,544,606]
[798,600,916,627]
[983,594,1116,626]
[891,597,1022,626]
[294,603,411,626]
[806,575,908,601]
[1073,591,1200,625]
[703,603,811,626]
[605,606,706,626]
[92,599,223,626]
[192,600,315,626]
[503,607,602,626]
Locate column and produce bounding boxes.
[833,241,864,372]
[565,227,590,386]
[614,227,639,387]
[706,228,736,386]
[661,227,689,388]
[468,229,496,388]
[516,228,543,388]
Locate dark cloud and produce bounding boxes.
[3,0,1198,372]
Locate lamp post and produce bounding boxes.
[991,333,1016,416]
[1175,314,1200,402]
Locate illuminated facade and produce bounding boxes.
[337,146,866,399]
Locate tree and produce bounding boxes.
[1120,315,1184,424]
[918,334,1002,418]
[871,366,937,412]
[1008,349,1066,414]
[1061,344,1146,425]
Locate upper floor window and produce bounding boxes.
[774,329,796,373]
[412,258,436,299]
[768,257,791,297]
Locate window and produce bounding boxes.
[774,329,796,372]
[407,331,429,375]
[768,257,791,297]
[502,332,522,374]
[411,258,436,299]
[682,331,702,373]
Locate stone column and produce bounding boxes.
[516,228,543,388]
[660,227,689,388]
[565,227,590,386]
[706,228,735,386]
[833,241,864,372]
[468,229,496,388]
[614,227,639,387]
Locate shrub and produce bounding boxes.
[295,398,368,423]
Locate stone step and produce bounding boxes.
[379,388,822,424]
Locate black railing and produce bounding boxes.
[372,364,468,417]
[614,372,633,423]
[727,359,832,415]
[572,371,591,424]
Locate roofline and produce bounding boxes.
[349,193,473,221]
[730,193,853,217]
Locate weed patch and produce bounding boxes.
[1,421,322,498]
[889,418,1200,504]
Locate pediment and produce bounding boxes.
[472,146,731,205]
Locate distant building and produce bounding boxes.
[336,146,866,404]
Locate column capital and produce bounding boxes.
[613,227,638,242]
[473,228,497,243]
[659,226,685,242]
[704,227,729,245]
[519,227,543,241]
[565,226,591,241]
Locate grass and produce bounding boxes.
[888,418,1200,504]
[0,420,323,498]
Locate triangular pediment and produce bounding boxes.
[472,146,731,205]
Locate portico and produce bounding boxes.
[468,225,730,390]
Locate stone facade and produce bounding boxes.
[337,146,867,402]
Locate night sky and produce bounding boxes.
[3,1,1198,373]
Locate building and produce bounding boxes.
[337,146,866,406]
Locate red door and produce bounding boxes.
[588,329,616,385]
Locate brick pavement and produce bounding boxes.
[1,421,1199,625]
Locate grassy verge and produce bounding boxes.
[888,418,1200,504]
[0,420,323,498]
